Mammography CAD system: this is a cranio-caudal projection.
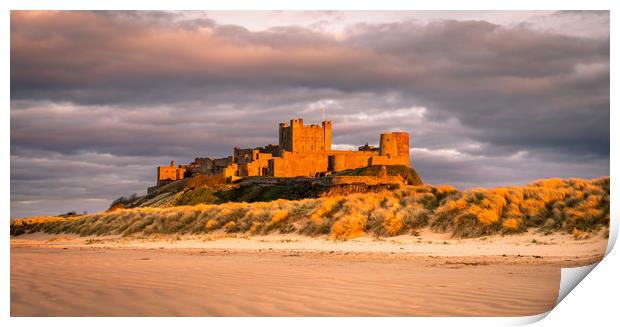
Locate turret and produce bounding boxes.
[322,120,332,152]
[379,132,410,166]
[379,133,398,158]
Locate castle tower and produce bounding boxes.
[393,132,410,161]
[278,123,290,153]
[322,120,332,152]
[379,133,398,158]
[278,118,331,153]
[290,118,303,152]
[379,132,410,166]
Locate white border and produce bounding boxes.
[3,1,616,326]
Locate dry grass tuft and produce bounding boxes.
[331,214,367,239]
[10,177,609,240]
[502,218,521,232]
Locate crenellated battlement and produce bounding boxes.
[278,118,332,153]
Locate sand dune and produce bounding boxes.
[11,230,606,316]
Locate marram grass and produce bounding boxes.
[11,177,610,239]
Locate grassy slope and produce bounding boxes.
[119,165,420,208]
[11,177,610,239]
[129,175,231,208]
[335,165,423,186]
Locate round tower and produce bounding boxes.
[379,133,398,158]
[393,132,410,159]
[379,132,410,166]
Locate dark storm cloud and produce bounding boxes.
[11,11,609,156]
[10,11,609,217]
[345,20,609,156]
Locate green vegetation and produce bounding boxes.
[335,165,423,185]
[175,187,220,206]
[219,182,401,203]
[127,175,229,208]
[11,177,609,239]
[220,183,323,203]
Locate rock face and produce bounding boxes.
[150,117,413,193]
[237,174,406,188]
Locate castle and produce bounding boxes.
[149,118,410,193]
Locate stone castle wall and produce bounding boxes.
[241,151,273,176]
[156,161,185,188]
[151,117,412,191]
[238,174,405,187]
[268,151,329,177]
[328,150,377,172]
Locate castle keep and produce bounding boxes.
[149,118,410,192]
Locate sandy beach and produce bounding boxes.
[11,229,607,316]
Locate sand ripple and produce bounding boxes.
[10,247,568,316]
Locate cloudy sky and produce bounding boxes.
[10,11,609,218]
